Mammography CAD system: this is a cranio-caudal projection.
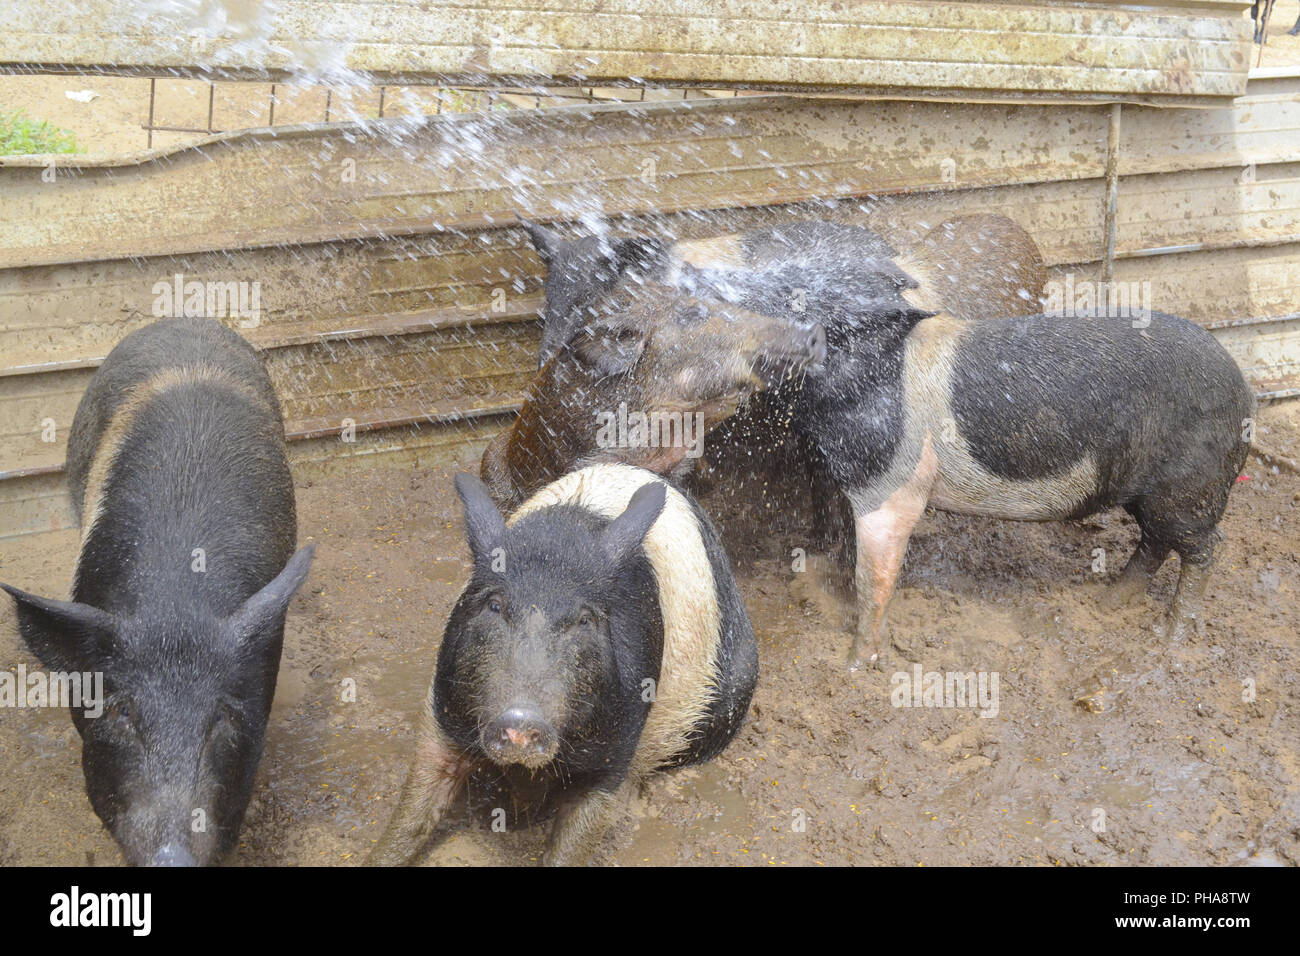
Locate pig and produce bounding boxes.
[1,317,314,866]
[893,214,1046,321]
[525,219,894,369]
[782,287,1255,670]
[523,214,1045,367]
[521,215,1047,553]
[368,464,758,866]
[480,282,826,509]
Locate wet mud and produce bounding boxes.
[1,406,1296,867]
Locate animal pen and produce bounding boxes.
[1,0,1296,538]
[0,0,1298,877]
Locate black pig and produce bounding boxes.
[369,464,757,866]
[2,317,314,866]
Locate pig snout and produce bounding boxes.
[806,323,827,364]
[149,843,197,867]
[483,707,559,767]
[753,321,826,384]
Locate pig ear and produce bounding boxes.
[571,327,647,378]
[537,315,578,370]
[226,544,316,645]
[601,482,667,566]
[844,298,938,328]
[522,221,563,265]
[1,583,115,671]
[454,472,506,565]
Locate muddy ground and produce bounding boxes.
[0,403,1296,867]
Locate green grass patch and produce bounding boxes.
[0,109,82,156]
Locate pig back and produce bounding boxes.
[66,318,281,522]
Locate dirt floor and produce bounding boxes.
[0,400,1296,867]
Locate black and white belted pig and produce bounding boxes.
[1,317,314,866]
[368,464,758,866]
[794,297,1256,671]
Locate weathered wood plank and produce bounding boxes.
[5,77,1297,275]
[0,1,1251,103]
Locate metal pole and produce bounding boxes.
[146,77,156,149]
[1101,102,1121,284]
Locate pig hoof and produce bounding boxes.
[847,649,883,673]
[1166,614,1205,642]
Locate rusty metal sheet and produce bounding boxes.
[0,415,508,539]
[0,178,1122,375]
[6,61,1300,539]
[1114,162,1300,255]
[0,1,1251,104]
[0,229,545,371]
[1120,77,1300,175]
[1108,242,1300,327]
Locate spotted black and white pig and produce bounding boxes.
[792,296,1255,670]
[368,464,757,866]
[1,317,314,866]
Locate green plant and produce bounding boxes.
[0,109,81,156]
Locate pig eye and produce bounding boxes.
[574,607,602,631]
[104,697,140,734]
[482,593,503,616]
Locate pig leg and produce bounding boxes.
[368,698,475,866]
[1167,530,1222,640]
[544,778,634,867]
[1107,530,1172,608]
[847,438,938,672]
[803,432,844,551]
